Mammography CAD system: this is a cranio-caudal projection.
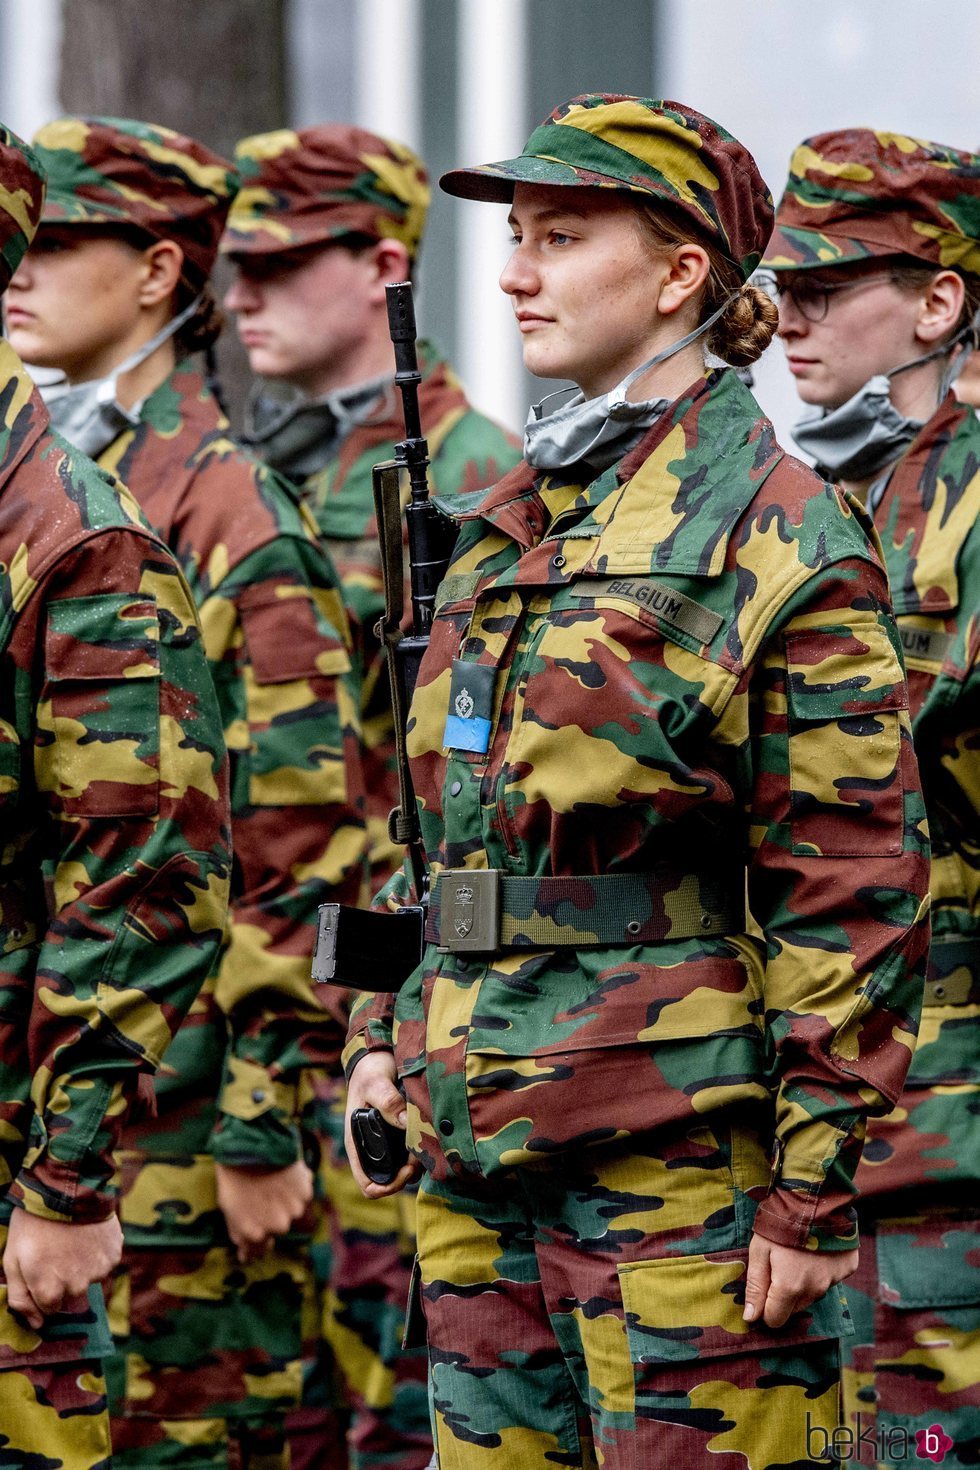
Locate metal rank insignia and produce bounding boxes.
[443,659,495,754]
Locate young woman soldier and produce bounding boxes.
[764,128,980,1464]
[6,116,368,1470]
[345,95,931,1469]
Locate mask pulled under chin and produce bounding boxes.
[791,330,973,482]
[39,292,203,460]
[523,292,736,473]
[244,373,394,480]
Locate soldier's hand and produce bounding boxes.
[216,1160,314,1264]
[743,1231,859,1328]
[345,1051,419,1199]
[3,1208,123,1330]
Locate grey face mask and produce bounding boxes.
[792,330,972,481]
[245,374,393,479]
[40,293,202,459]
[523,294,735,473]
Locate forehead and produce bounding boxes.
[508,182,640,225]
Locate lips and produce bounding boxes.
[4,307,33,325]
[515,313,553,332]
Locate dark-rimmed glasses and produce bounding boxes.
[757,270,897,324]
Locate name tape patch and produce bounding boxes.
[899,625,953,665]
[569,577,723,644]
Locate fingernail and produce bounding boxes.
[398,1111,407,1127]
[743,1304,758,1322]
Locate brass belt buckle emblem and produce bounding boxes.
[439,869,500,952]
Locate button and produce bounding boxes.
[933,984,946,999]
[455,958,469,972]
[439,1118,455,1136]
[450,780,462,797]
[626,920,642,936]
[552,554,566,569]
[251,1089,266,1104]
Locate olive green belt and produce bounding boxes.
[425,868,745,953]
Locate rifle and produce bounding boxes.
[311,282,457,991]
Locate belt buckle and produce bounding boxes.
[438,869,500,953]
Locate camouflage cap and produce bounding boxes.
[763,129,980,275]
[31,116,239,282]
[0,122,46,292]
[221,125,430,259]
[439,94,773,280]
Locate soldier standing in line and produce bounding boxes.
[343,94,933,1469]
[220,126,520,1470]
[6,115,369,1470]
[0,121,230,1469]
[763,129,980,1466]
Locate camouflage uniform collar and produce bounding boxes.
[450,369,784,577]
[0,339,52,495]
[873,390,976,614]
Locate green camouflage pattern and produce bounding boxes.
[0,337,230,1463]
[33,116,239,281]
[297,341,520,880]
[223,125,429,259]
[441,94,774,279]
[344,363,932,1457]
[841,1210,980,1468]
[854,395,980,1205]
[291,347,517,1469]
[0,122,45,291]
[88,362,369,1467]
[763,128,980,274]
[417,1125,850,1468]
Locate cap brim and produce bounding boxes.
[761,221,893,272]
[219,220,377,256]
[40,190,133,227]
[440,153,650,202]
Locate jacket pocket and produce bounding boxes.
[618,1246,852,1366]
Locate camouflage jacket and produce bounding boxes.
[96,361,368,1179]
[346,368,931,1252]
[297,341,520,881]
[0,340,230,1224]
[855,393,980,1204]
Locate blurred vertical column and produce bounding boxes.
[0,0,61,139]
[353,0,422,152]
[455,0,527,431]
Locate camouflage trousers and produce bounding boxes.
[841,1207,980,1468]
[0,1215,112,1470]
[287,1077,432,1470]
[415,1121,850,1470]
[105,1153,318,1470]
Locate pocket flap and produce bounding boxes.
[618,1249,852,1364]
[877,1219,980,1309]
[239,588,351,683]
[785,618,907,721]
[45,594,160,681]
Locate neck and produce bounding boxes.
[65,319,178,410]
[290,330,397,401]
[579,336,706,404]
[887,353,945,422]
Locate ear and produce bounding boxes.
[365,237,412,304]
[915,269,965,345]
[138,240,185,309]
[656,241,711,320]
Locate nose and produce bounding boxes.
[8,254,31,291]
[223,268,260,313]
[499,240,538,298]
[775,291,808,339]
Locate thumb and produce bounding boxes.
[4,1249,43,1331]
[373,1081,407,1129]
[743,1234,771,1323]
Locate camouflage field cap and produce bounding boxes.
[31,116,239,282]
[0,122,46,292]
[764,129,980,275]
[221,125,430,258]
[439,94,773,279]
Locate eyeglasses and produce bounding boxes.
[757,270,897,324]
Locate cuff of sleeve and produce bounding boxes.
[10,1157,118,1224]
[212,1057,303,1168]
[752,1186,859,1253]
[342,1020,394,1082]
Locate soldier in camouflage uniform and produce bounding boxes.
[344,95,933,1469]
[220,126,520,1470]
[0,122,230,1469]
[7,115,369,1469]
[764,129,980,1469]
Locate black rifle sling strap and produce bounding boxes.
[372,459,416,849]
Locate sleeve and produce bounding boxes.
[199,536,369,1169]
[12,531,231,1222]
[745,556,931,1251]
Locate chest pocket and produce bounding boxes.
[239,585,353,807]
[37,593,161,818]
[785,616,908,858]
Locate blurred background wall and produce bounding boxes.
[2,0,979,444]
